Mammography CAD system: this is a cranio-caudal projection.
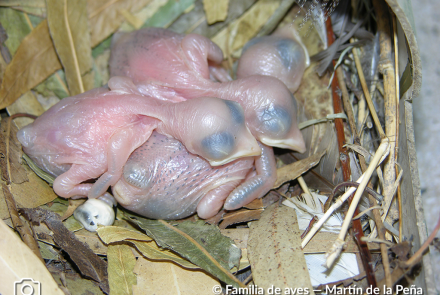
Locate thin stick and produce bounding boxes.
[351,42,385,138]
[358,154,393,289]
[402,212,440,268]
[301,174,365,248]
[325,139,389,268]
[326,17,376,286]
[373,0,398,243]
[336,67,358,139]
[360,237,394,247]
[297,176,313,198]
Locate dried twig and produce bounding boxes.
[325,139,389,268]
[351,42,385,138]
[336,67,357,139]
[372,0,399,244]
[326,16,376,287]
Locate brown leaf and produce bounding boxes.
[0,20,61,109]
[219,208,262,229]
[243,190,280,209]
[242,198,264,209]
[2,183,42,261]
[0,118,28,184]
[220,228,249,249]
[0,218,64,295]
[221,228,376,254]
[248,203,315,291]
[60,198,85,220]
[47,0,93,95]
[23,207,110,294]
[6,91,45,128]
[273,150,326,188]
[87,0,154,47]
[133,256,219,295]
[9,163,58,208]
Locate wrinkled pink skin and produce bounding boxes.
[113,132,276,219]
[109,28,305,152]
[236,25,309,93]
[17,88,259,200]
[108,28,289,219]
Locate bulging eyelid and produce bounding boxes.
[259,105,292,137]
[224,100,245,124]
[201,132,235,160]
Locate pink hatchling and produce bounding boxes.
[236,25,309,93]
[112,132,277,219]
[109,28,305,152]
[17,87,259,200]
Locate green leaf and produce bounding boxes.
[107,244,137,295]
[0,0,46,18]
[97,225,197,269]
[141,0,196,28]
[130,240,198,269]
[92,35,112,57]
[34,70,69,99]
[126,215,244,288]
[0,7,32,55]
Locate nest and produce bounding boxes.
[0,0,433,294]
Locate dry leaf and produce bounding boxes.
[219,208,263,229]
[6,91,45,128]
[23,208,110,293]
[0,7,32,56]
[0,219,64,295]
[96,225,197,268]
[248,203,315,292]
[50,271,105,295]
[140,0,196,29]
[0,119,28,184]
[8,163,58,208]
[46,0,93,95]
[0,0,46,18]
[119,0,168,31]
[130,240,198,269]
[211,0,281,53]
[220,228,375,254]
[133,256,219,295]
[97,225,153,243]
[203,0,228,24]
[0,20,61,109]
[220,228,249,249]
[273,150,326,188]
[127,216,244,287]
[107,244,137,295]
[60,198,85,220]
[38,240,60,260]
[243,198,264,209]
[87,0,154,46]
